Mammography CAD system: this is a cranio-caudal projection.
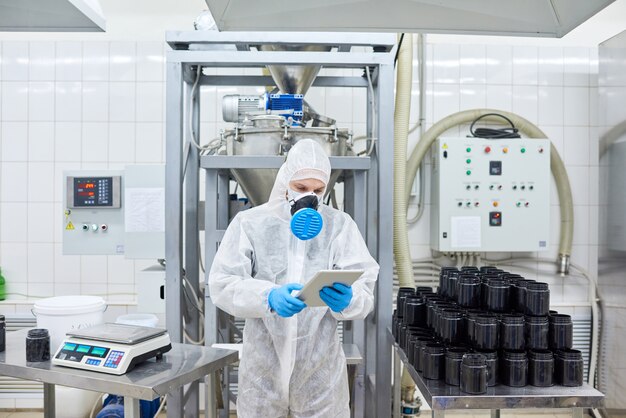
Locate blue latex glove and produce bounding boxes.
[319,283,353,313]
[268,283,307,317]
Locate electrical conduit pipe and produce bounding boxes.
[392,33,419,402]
[404,109,574,275]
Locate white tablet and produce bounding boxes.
[295,270,365,307]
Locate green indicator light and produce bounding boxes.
[516,202,521,207]
[466,147,471,153]
[466,159,471,164]
[466,170,471,176]
[521,148,526,153]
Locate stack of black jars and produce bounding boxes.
[392,266,583,394]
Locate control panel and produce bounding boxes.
[63,171,125,255]
[430,137,550,252]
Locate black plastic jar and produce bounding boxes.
[422,343,446,380]
[501,350,528,387]
[476,350,498,386]
[464,310,483,347]
[513,279,536,313]
[411,336,435,369]
[446,271,461,301]
[500,314,525,351]
[397,287,416,321]
[555,349,584,387]
[429,301,456,333]
[399,324,410,350]
[525,282,550,316]
[457,275,482,308]
[404,296,427,328]
[445,347,469,386]
[415,337,436,373]
[439,267,459,298]
[480,275,498,309]
[26,329,50,362]
[528,349,554,387]
[460,353,488,394]
[525,315,549,350]
[549,314,573,350]
[440,309,465,345]
[417,286,434,295]
[473,314,499,350]
[486,278,511,313]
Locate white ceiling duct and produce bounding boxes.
[204,0,615,38]
[0,0,105,32]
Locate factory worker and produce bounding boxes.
[209,138,379,418]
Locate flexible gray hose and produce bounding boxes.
[404,109,574,274]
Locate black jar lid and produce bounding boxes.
[527,282,549,291]
[503,350,527,360]
[458,275,481,285]
[556,348,583,360]
[549,314,572,324]
[528,349,554,360]
[525,315,549,324]
[515,279,536,288]
[475,314,498,325]
[446,347,469,359]
[462,353,487,366]
[440,309,464,319]
[500,314,525,324]
[424,343,446,354]
[27,329,49,339]
[475,349,498,360]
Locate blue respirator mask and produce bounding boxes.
[288,189,323,240]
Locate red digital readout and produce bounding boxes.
[77,183,96,189]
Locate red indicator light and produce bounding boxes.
[485,146,491,153]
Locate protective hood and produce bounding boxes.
[268,139,331,218]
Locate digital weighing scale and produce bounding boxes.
[52,323,172,375]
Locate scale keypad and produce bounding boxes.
[104,351,124,368]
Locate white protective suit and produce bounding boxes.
[209,139,380,418]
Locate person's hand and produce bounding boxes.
[268,283,307,317]
[319,283,353,313]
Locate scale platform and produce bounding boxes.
[52,323,172,375]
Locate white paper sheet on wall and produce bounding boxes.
[125,188,165,233]
[450,216,481,248]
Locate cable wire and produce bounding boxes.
[469,113,521,139]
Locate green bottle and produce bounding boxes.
[0,267,5,301]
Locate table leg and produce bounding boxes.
[572,407,584,418]
[123,397,140,418]
[347,364,356,417]
[393,350,401,418]
[206,371,217,418]
[491,410,501,418]
[43,383,55,418]
[432,410,445,418]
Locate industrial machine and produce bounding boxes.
[165,31,396,418]
[430,137,551,252]
[52,323,172,376]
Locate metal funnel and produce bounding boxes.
[259,45,331,95]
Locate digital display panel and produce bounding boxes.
[73,177,113,207]
[76,345,91,354]
[62,343,77,351]
[90,347,107,358]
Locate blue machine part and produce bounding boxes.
[290,208,323,240]
[266,93,304,123]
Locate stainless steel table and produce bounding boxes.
[392,340,604,418]
[0,330,238,418]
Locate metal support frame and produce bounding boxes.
[166,31,395,418]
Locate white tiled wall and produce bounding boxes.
[0,40,598,315]
[408,42,598,305]
[0,41,166,315]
